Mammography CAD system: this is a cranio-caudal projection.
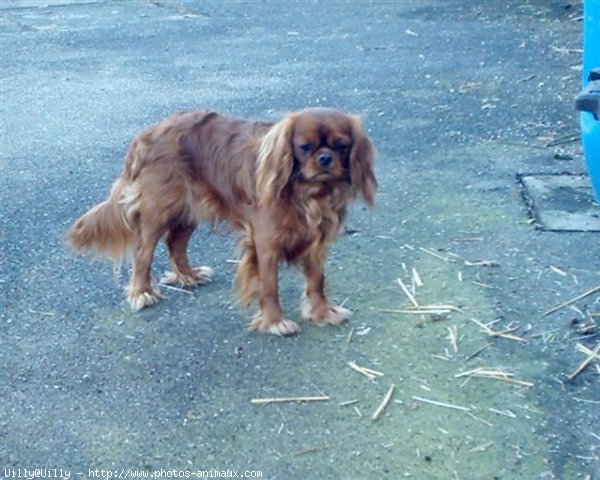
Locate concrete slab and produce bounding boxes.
[520,174,600,231]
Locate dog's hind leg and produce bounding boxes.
[160,223,213,287]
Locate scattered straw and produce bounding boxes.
[372,384,396,421]
[471,318,527,343]
[251,395,330,405]
[543,285,600,316]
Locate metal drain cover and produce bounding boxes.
[519,174,600,232]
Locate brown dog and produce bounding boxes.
[69,108,376,335]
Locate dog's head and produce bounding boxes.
[256,108,376,206]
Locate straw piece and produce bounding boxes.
[406,304,462,312]
[543,285,600,316]
[464,260,499,267]
[489,407,516,418]
[465,412,494,427]
[470,441,494,452]
[346,327,355,344]
[568,343,600,380]
[251,395,330,405]
[549,265,567,276]
[447,325,459,353]
[347,361,384,380]
[465,343,492,361]
[158,283,194,295]
[411,395,470,412]
[412,268,424,287]
[419,247,456,263]
[397,278,419,307]
[379,304,461,316]
[455,367,533,387]
[372,384,396,421]
[292,443,331,456]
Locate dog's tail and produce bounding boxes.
[68,176,140,267]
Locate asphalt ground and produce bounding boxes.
[1,1,599,478]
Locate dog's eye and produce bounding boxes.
[299,143,312,153]
[333,142,348,152]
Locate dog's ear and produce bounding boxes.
[349,115,377,206]
[256,113,296,206]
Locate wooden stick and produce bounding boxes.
[412,395,471,412]
[543,285,600,316]
[569,343,600,380]
[251,395,330,405]
[397,278,419,307]
[372,384,395,421]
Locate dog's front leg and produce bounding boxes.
[300,246,351,326]
[249,244,300,336]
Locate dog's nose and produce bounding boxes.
[317,152,333,168]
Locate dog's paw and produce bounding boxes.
[301,303,352,326]
[127,287,164,311]
[249,314,300,336]
[160,266,214,287]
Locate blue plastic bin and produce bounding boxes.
[577,0,600,203]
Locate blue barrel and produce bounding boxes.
[578,0,600,202]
